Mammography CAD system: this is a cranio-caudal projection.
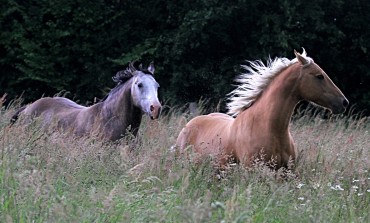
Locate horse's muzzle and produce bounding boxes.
[149,103,162,120]
[331,97,349,114]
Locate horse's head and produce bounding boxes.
[294,49,349,114]
[130,62,162,119]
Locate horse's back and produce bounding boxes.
[53,97,85,109]
[176,112,234,155]
[23,97,84,117]
[21,97,86,129]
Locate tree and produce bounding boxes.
[1,0,369,114]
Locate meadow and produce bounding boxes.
[0,99,369,223]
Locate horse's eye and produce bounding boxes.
[316,74,324,80]
[137,83,143,88]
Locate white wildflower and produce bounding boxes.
[331,185,344,191]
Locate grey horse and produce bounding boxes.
[11,62,162,140]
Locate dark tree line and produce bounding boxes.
[1,0,369,113]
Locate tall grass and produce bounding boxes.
[0,102,369,222]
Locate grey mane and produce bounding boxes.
[101,61,154,103]
[112,61,153,85]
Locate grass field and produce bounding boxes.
[1,101,369,222]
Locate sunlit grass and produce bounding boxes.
[0,102,369,222]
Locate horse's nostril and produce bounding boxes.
[150,105,155,112]
[343,99,349,108]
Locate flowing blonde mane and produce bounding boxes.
[227,49,312,117]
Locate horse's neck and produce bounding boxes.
[239,64,300,133]
[101,86,142,131]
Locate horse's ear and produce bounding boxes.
[148,61,155,74]
[294,49,309,65]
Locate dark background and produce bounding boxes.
[1,0,369,114]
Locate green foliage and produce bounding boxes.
[1,0,369,112]
[0,0,127,103]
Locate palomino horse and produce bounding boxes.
[176,49,348,169]
[11,62,162,141]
